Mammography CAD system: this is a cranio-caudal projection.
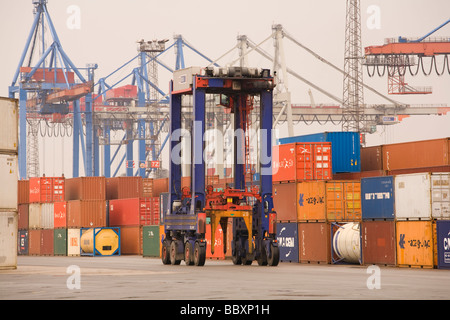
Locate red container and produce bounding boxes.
[272,182,297,222]
[28,229,41,255]
[18,180,29,204]
[298,222,331,264]
[18,204,29,230]
[361,146,383,171]
[52,177,65,202]
[54,201,67,228]
[106,177,143,200]
[361,221,396,266]
[67,200,107,228]
[29,177,53,203]
[109,198,158,226]
[272,142,332,183]
[65,177,106,200]
[40,229,54,256]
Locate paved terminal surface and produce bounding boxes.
[1,255,449,301]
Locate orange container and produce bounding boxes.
[297,181,326,222]
[120,225,143,255]
[142,178,154,197]
[296,180,360,222]
[206,224,225,259]
[65,177,106,201]
[383,138,450,171]
[273,142,332,183]
[52,177,65,202]
[29,177,53,203]
[298,222,331,264]
[153,178,169,197]
[67,200,107,228]
[396,221,434,268]
[106,177,142,200]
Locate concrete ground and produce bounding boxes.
[1,255,449,302]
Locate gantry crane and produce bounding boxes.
[162,66,279,266]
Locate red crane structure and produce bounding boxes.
[364,19,450,95]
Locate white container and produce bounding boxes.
[0,211,18,269]
[431,173,450,219]
[332,222,361,264]
[0,154,18,210]
[0,97,18,154]
[28,203,54,229]
[68,228,80,256]
[395,173,432,220]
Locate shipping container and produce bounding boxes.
[387,165,450,176]
[298,222,331,264]
[18,230,28,255]
[28,229,41,255]
[54,201,67,228]
[361,146,383,172]
[278,132,360,173]
[394,173,431,220]
[67,228,80,256]
[106,176,143,200]
[396,220,434,268]
[29,177,53,203]
[28,203,54,229]
[0,97,18,154]
[53,228,67,256]
[276,222,299,263]
[142,178,154,197]
[18,204,29,230]
[109,197,158,226]
[296,180,361,222]
[0,212,18,269]
[361,221,396,266]
[142,225,161,257]
[65,177,106,201]
[272,142,332,183]
[0,154,18,210]
[206,224,225,260]
[119,225,142,255]
[435,220,450,269]
[361,176,395,220]
[52,177,65,202]
[153,178,169,197]
[40,229,54,256]
[67,200,107,228]
[272,182,297,222]
[431,173,450,219]
[17,180,30,204]
[383,138,450,171]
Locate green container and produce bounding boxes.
[142,225,160,257]
[54,228,67,256]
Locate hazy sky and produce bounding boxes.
[1,0,449,177]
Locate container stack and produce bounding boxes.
[345,137,450,269]
[0,98,19,269]
[273,132,363,265]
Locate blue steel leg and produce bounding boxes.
[18,88,27,179]
[72,100,80,178]
[138,90,146,178]
[169,80,182,208]
[103,125,111,178]
[126,125,133,177]
[85,95,93,176]
[233,95,245,190]
[191,80,205,213]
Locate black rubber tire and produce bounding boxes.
[184,241,194,266]
[170,240,181,265]
[194,241,206,266]
[161,239,171,265]
[267,243,280,267]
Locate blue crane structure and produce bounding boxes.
[8,0,219,180]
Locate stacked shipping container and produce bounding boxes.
[273,132,362,264]
[1,98,19,269]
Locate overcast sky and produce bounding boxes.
[1,0,449,177]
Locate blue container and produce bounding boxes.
[361,176,395,220]
[436,220,450,269]
[277,131,361,173]
[276,222,299,262]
